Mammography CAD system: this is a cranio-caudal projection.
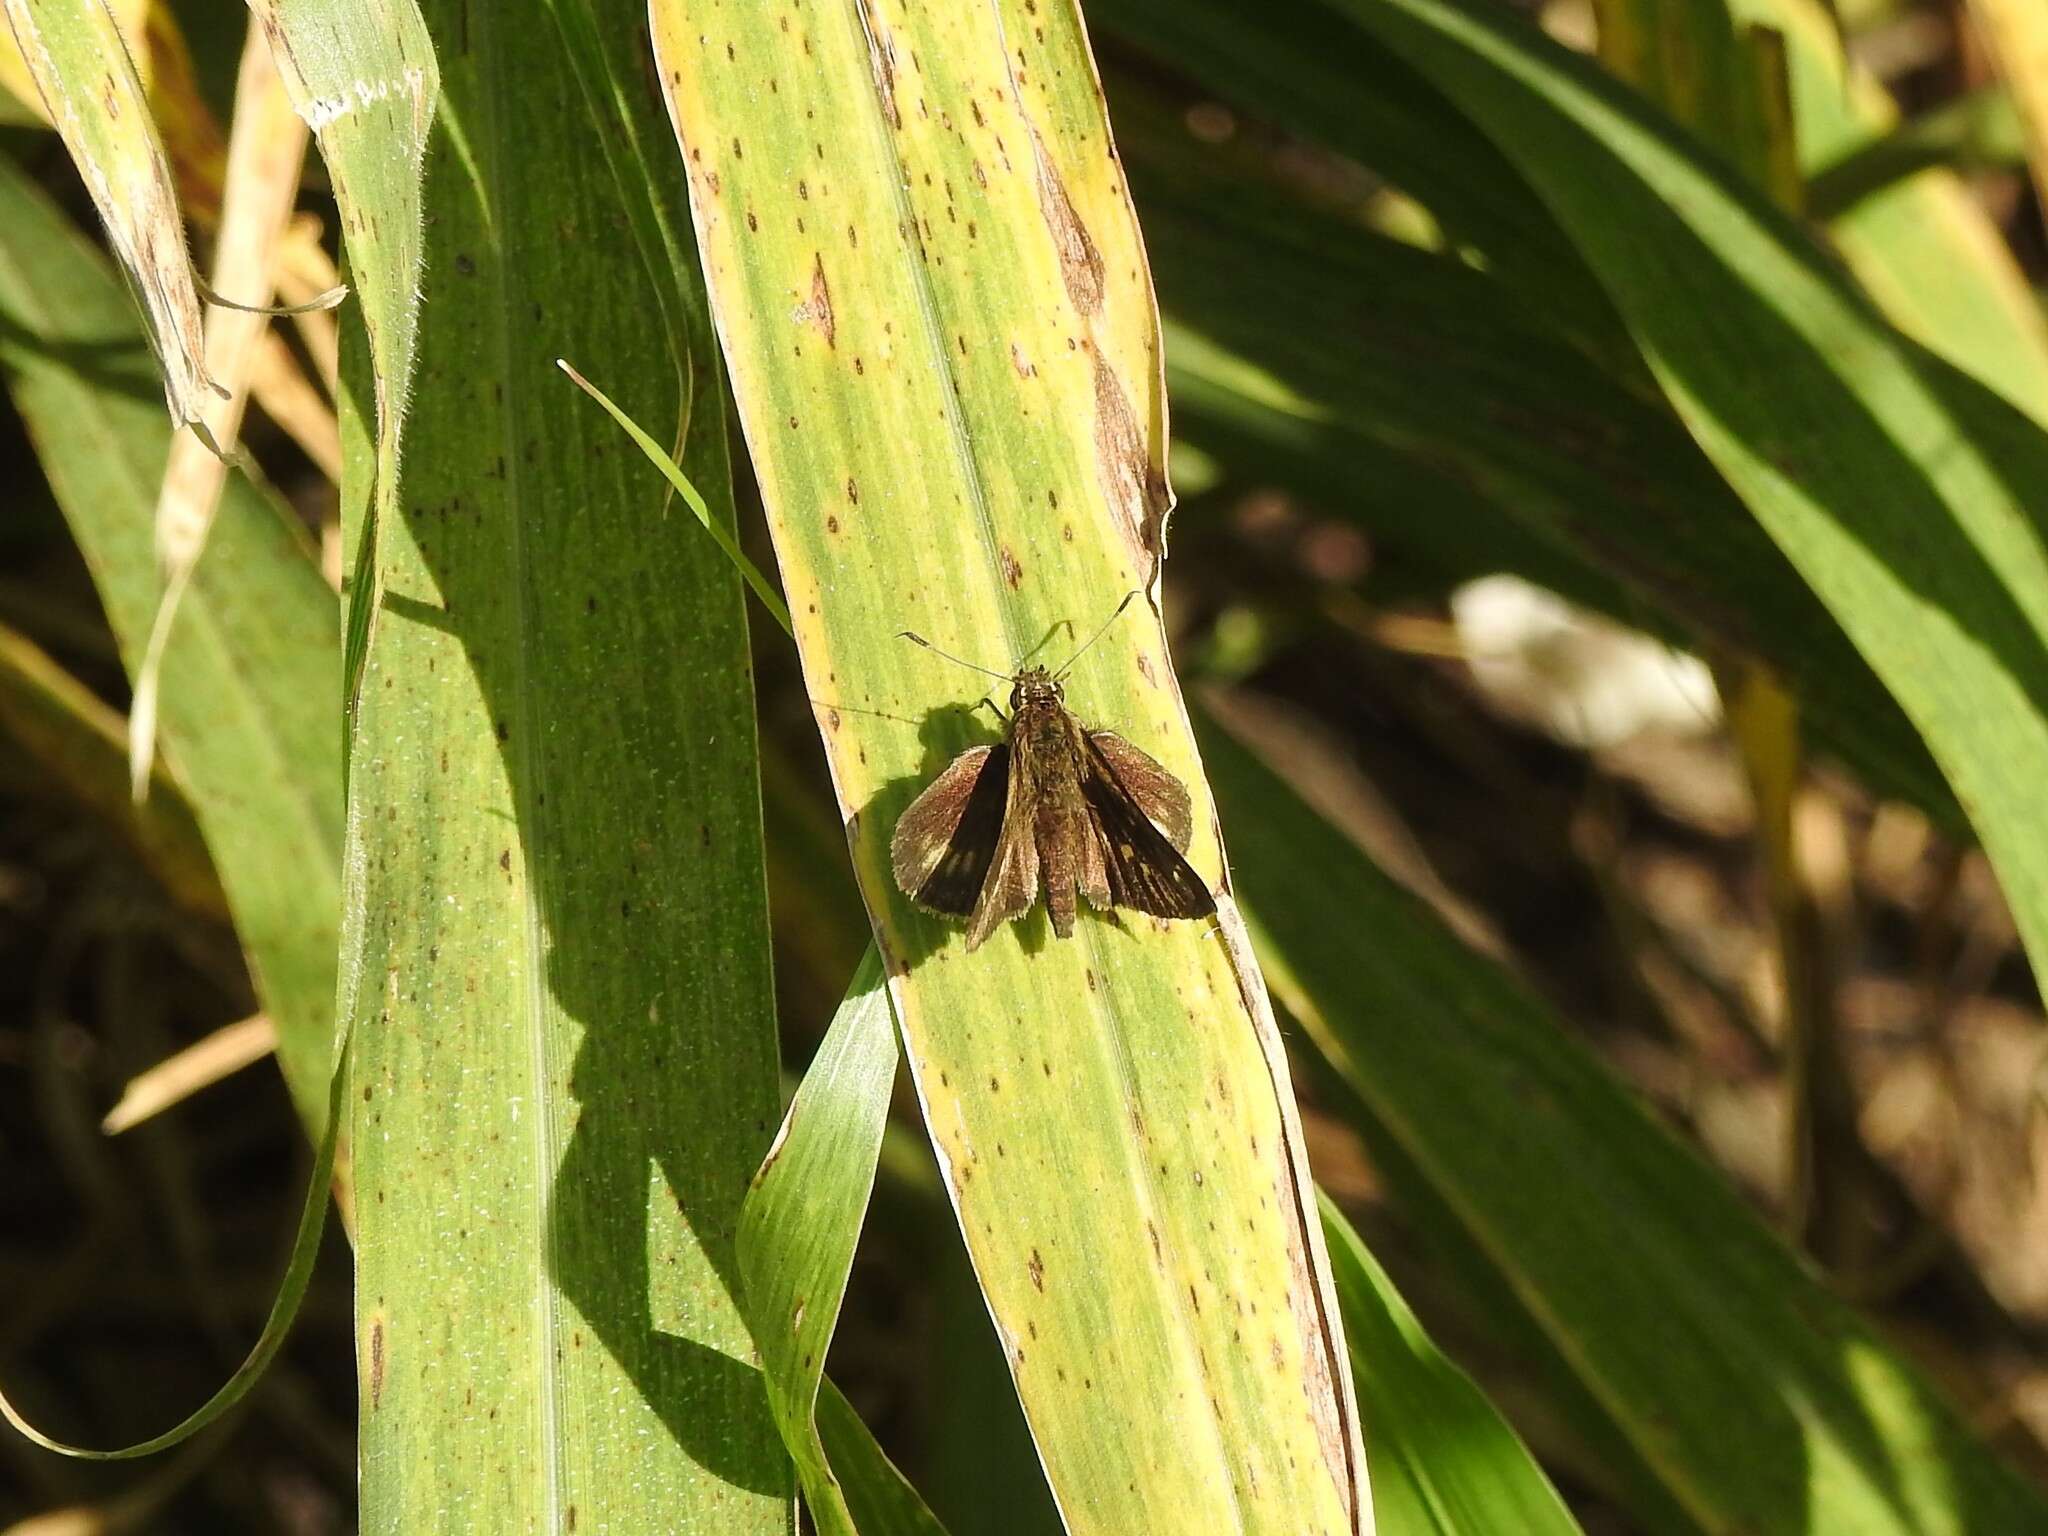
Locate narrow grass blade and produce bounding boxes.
[651,0,1368,1526]
[1318,1195,1582,1536]
[558,359,791,634]
[0,1029,349,1457]
[1201,714,2048,1534]
[0,140,348,1466]
[739,946,949,1535]
[816,1381,953,1536]
[742,947,891,1535]
[0,154,339,1129]
[340,3,789,1528]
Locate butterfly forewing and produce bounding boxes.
[1082,736,1216,920]
[964,735,1042,949]
[1088,730,1195,851]
[891,743,1007,917]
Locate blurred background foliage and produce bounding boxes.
[3,0,2047,1530]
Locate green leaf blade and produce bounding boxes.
[740,948,896,1536]
[739,946,955,1536]
[1319,1195,1582,1536]
[0,151,345,1461]
[342,6,789,1529]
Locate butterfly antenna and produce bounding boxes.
[898,630,1014,682]
[1054,589,1142,681]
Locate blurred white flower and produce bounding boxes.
[1449,574,1721,749]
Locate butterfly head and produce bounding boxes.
[1010,665,1064,713]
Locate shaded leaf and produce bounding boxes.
[1202,710,2048,1535]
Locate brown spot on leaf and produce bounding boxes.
[1092,350,1168,572]
[999,546,1023,588]
[1031,130,1104,316]
[857,2,902,127]
[794,252,835,347]
[368,1316,386,1411]
[1028,1249,1046,1290]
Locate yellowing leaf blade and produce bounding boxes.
[650,2,1367,1529]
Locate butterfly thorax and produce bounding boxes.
[1009,675,1090,796]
